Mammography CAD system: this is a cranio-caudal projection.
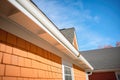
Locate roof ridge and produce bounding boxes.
[59,27,75,31]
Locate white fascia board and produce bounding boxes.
[8,0,93,70]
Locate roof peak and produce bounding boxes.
[59,27,75,44]
[59,27,75,31]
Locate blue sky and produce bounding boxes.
[32,0,120,51]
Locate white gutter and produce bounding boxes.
[8,0,93,70]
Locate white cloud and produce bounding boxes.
[34,0,100,26]
[94,16,100,23]
[32,0,107,51]
[76,26,112,51]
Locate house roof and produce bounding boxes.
[81,47,120,71]
[60,28,75,44]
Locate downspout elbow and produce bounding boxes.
[86,71,93,75]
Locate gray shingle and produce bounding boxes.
[81,47,120,70]
[60,27,75,44]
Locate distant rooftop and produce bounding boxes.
[81,47,120,71]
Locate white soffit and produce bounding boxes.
[8,11,75,59]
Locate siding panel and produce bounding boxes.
[0,29,62,80]
[73,64,86,80]
[89,72,117,80]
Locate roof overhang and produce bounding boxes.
[0,0,93,70]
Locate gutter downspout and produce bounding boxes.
[8,0,93,70]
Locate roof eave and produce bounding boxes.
[8,0,93,70]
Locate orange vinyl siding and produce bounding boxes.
[73,64,86,80]
[73,36,78,50]
[0,29,62,80]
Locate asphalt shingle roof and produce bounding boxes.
[60,27,75,44]
[81,47,120,70]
